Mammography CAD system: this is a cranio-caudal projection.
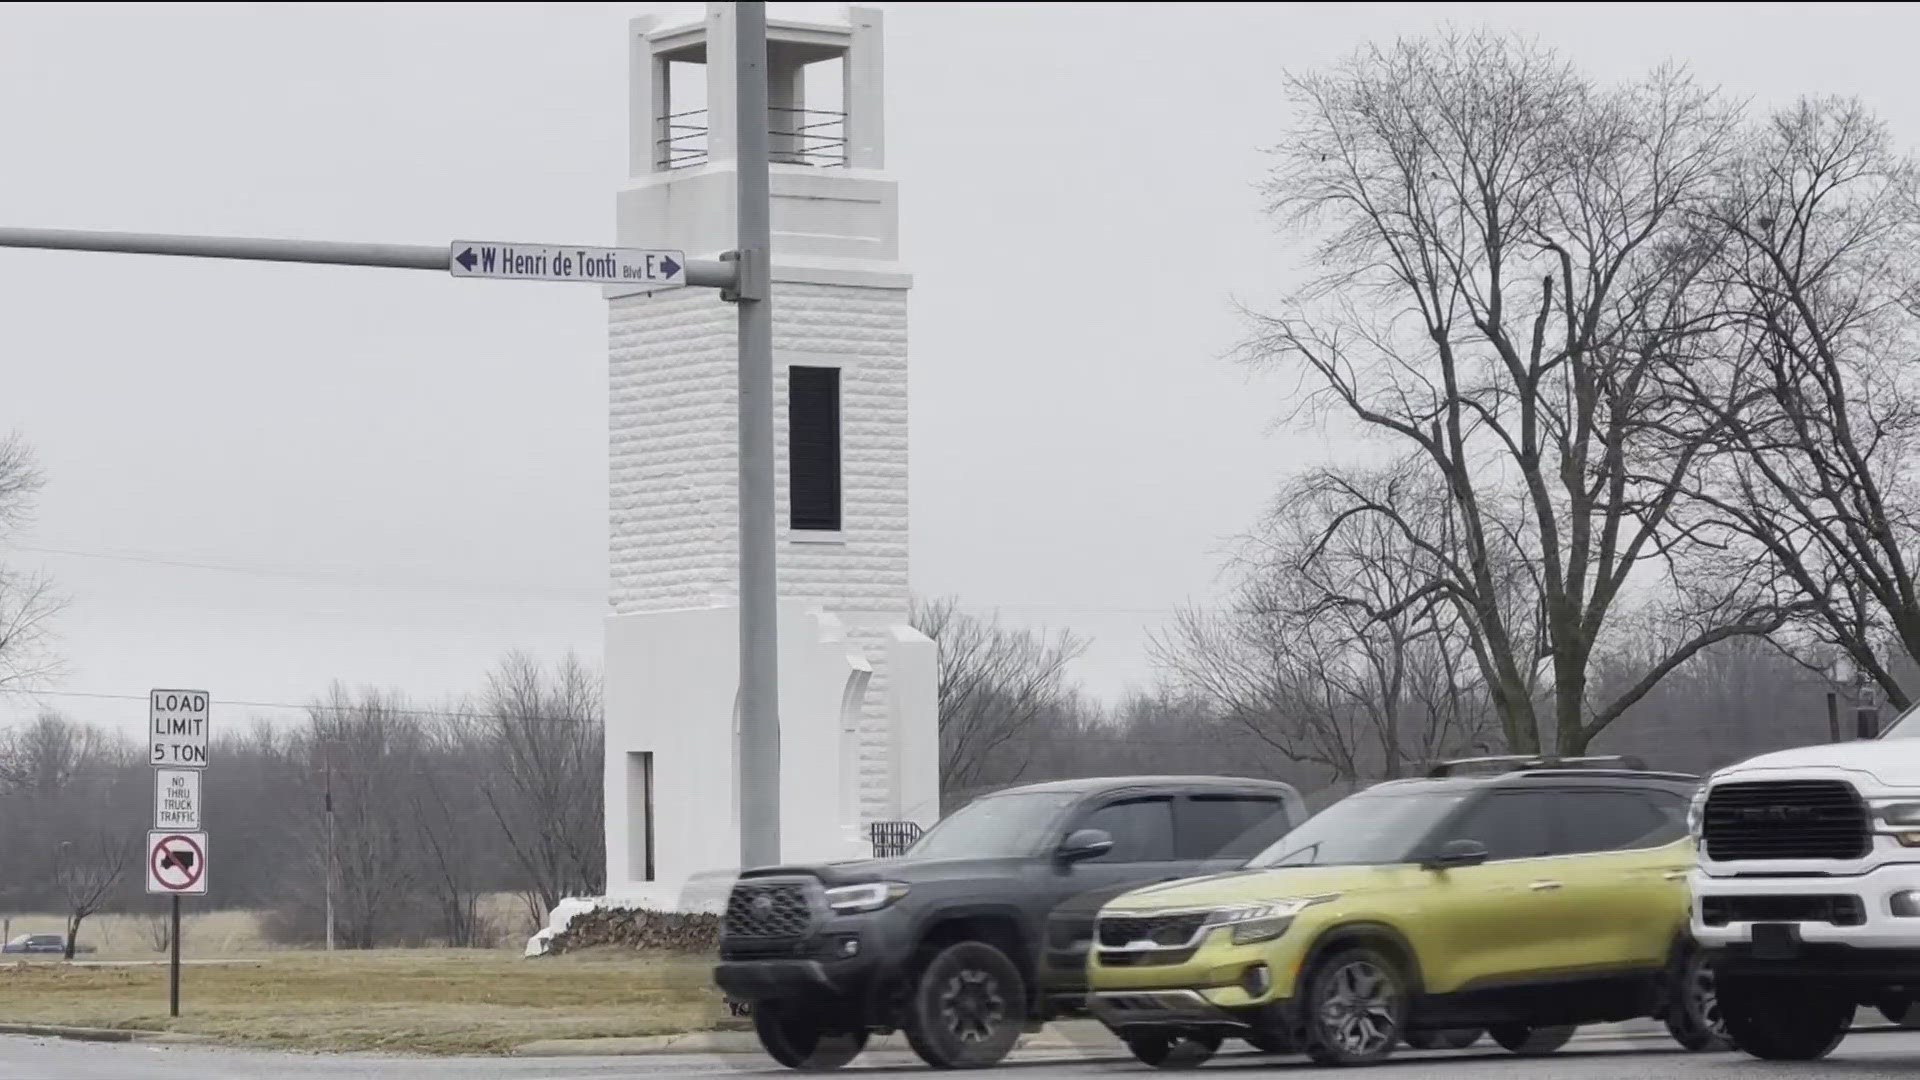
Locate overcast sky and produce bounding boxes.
[0,1,1910,737]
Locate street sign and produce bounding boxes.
[448,241,687,290]
[154,769,202,830]
[149,690,210,768]
[146,831,208,896]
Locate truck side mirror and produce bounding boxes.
[1057,828,1114,863]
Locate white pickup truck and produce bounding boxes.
[1689,711,1920,1061]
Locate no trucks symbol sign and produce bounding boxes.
[146,831,208,895]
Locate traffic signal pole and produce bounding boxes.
[0,0,784,875]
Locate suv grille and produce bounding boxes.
[723,880,814,939]
[1703,780,1870,861]
[1096,911,1208,949]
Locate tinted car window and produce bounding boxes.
[1078,797,1175,862]
[1441,791,1553,861]
[1553,789,1687,855]
[1176,795,1285,859]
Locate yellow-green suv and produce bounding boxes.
[1086,757,1726,1067]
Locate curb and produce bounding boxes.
[0,1024,149,1044]
[0,1023,215,1046]
[511,1021,1701,1058]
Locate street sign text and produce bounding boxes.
[150,690,210,769]
[448,241,687,289]
[154,769,202,830]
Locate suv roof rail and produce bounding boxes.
[1426,754,1649,778]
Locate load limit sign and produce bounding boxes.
[150,689,209,768]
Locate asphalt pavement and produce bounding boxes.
[9,1030,1920,1080]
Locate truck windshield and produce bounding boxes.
[1245,790,1467,868]
[1881,701,1920,738]
[907,791,1079,861]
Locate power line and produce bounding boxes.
[6,543,603,602]
[6,541,1233,617]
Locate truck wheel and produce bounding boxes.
[1126,1033,1222,1068]
[1488,1024,1574,1055]
[1720,977,1850,1061]
[903,941,1026,1069]
[752,1001,869,1071]
[1664,949,1729,1051]
[1878,993,1912,1024]
[1405,1028,1482,1050]
[1301,947,1407,1065]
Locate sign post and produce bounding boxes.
[148,689,209,1018]
[0,2,782,867]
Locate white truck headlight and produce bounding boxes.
[1872,802,1920,846]
[1687,788,1707,840]
[824,882,909,913]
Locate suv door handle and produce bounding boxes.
[1529,880,1563,891]
[1663,870,1688,881]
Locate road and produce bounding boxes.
[8,1031,1920,1080]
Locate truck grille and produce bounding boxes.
[1703,780,1870,862]
[1097,911,1208,949]
[723,880,814,939]
[1699,894,1865,927]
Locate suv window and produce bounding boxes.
[1441,791,1553,861]
[1077,797,1175,862]
[1553,789,1687,854]
[1176,795,1285,859]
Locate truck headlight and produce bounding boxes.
[1687,788,1707,840]
[1205,896,1337,946]
[824,882,909,914]
[1871,802,1920,845]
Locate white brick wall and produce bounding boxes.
[607,281,912,820]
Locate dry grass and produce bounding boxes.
[4,908,271,960]
[3,895,544,960]
[0,948,724,1054]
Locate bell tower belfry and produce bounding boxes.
[597,3,937,909]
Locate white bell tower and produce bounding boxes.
[598,3,938,909]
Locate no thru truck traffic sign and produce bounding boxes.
[150,689,209,769]
[154,769,202,830]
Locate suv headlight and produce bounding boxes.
[1687,788,1707,840]
[824,882,910,914]
[1205,896,1337,946]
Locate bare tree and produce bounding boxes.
[0,433,63,693]
[1251,32,1788,753]
[411,710,493,947]
[909,597,1087,807]
[54,828,134,959]
[479,651,604,923]
[1157,465,1498,782]
[1673,97,1920,708]
[304,685,421,949]
[0,709,98,793]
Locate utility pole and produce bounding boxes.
[0,0,786,875]
[324,741,336,953]
[732,0,779,871]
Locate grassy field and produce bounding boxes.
[2,895,542,960]
[0,948,723,1054]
